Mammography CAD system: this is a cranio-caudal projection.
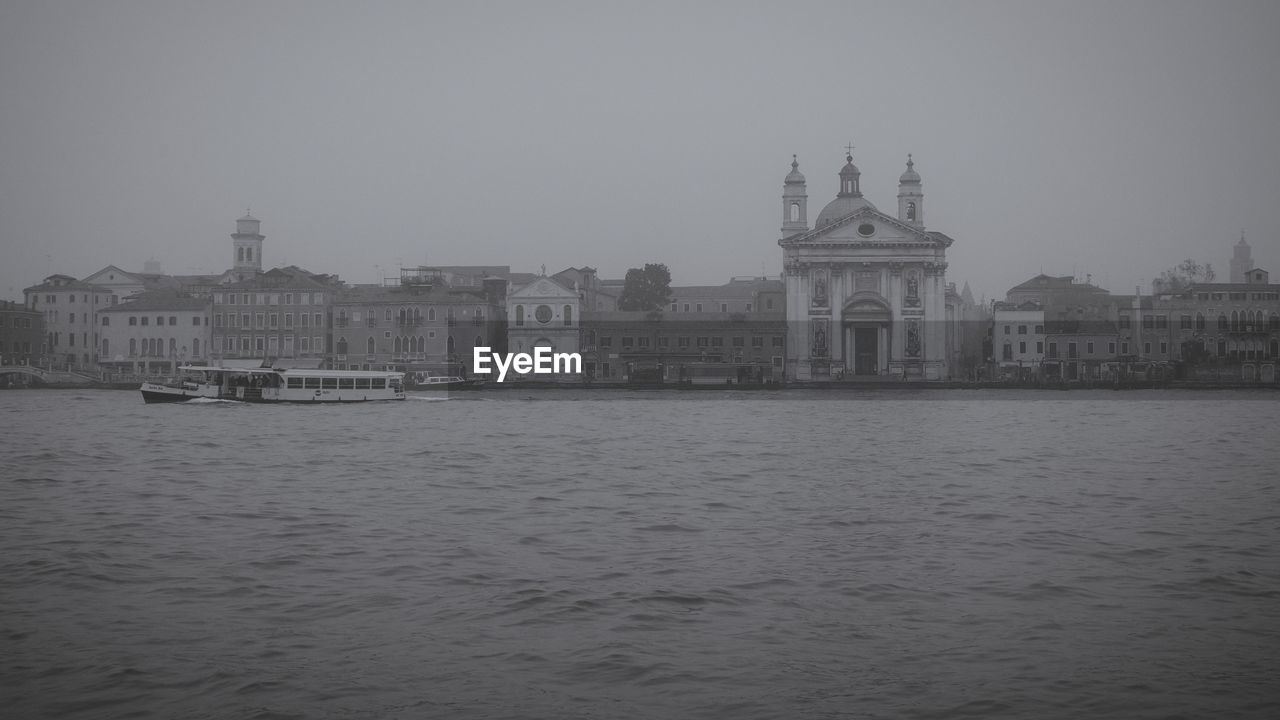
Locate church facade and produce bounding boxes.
[778,151,955,381]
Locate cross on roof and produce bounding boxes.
[844,142,855,155]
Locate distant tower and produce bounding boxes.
[837,151,863,198]
[897,154,924,228]
[781,155,808,237]
[232,210,264,280]
[1230,231,1253,283]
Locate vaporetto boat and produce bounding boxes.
[141,365,405,403]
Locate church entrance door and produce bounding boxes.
[854,327,878,375]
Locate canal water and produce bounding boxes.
[2,388,1278,719]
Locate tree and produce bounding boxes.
[618,263,672,311]
[1153,258,1215,293]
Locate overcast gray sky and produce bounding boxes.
[2,0,1278,302]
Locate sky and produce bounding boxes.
[2,0,1278,303]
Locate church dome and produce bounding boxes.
[815,195,877,226]
[899,154,920,184]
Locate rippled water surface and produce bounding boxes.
[2,388,1279,719]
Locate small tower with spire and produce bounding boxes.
[897,154,924,228]
[1230,231,1253,283]
[232,209,265,280]
[781,155,809,237]
[837,147,862,198]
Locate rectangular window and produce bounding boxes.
[696,304,703,312]
[678,337,690,348]
[193,316,201,326]
[683,304,690,312]
[1142,315,1153,329]
[255,336,264,352]
[1018,325,1027,335]
[1068,342,1077,358]
[670,302,678,312]
[338,377,354,389]
[658,337,670,348]
[772,336,784,347]
[314,313,322,328]
[301,336,310,352]
[321,377,337,389]
[752,337,764,348]
[697,337,709,347]
[1156,315,1168,329]
[1144,342,1151,354]
[1121,342,1129,355]
[270,314,278,328]
[372,378,386,389]
[1047,342,1058,359]
[255,312,264,328]
[129,317,136,326]
[600,336,612,347]
[241,313,250,327]
[214,293,224,304]
[711,337,724,347]
[304,377,321,389]
[300,313,310,327]
[732,336,744,347]
[241,294,250,305]
[229,294,237,305]
[746,303,752,312]
[622,336,634,347]
[285,313,293,328]
[240,336,250,352]
[355,378,371,389]
[1036,341,1043,354]
[1004,325,1010,335]
[1108,342,1116,354]
[1160,342,1167,354]
[638,337,650,348]
[287,377,303,389]
[1019,341,1026,353]
[1180,315,1192,330]
[141,316,149,326]
[720,303,728,313]
[300,294,309,305]
[284,336,294,355]
[1119,316,1130,329]
[1087,341,1094,354]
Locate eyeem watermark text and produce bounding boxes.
[473,346,582,382]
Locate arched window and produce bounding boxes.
[1271,339,1279,358]
[563,305,573,326]
[1195,313,1205,330]
[1271,313,1280,331]
[393,336,402,353]
[237,247,244,262]
[129,338,136,357]
[417,335,425,353]
[447,336,455,356]
[906,201,917,221]
[475,335,483,347]
[102,339,109,357]
[169,338,177,356]
[1218,314,1228,330]
[515,306,525,327]
[790,202,800,222]
[427,307,435,321]
[192,338,199,357]
[336,337,348,355]
[366,337,375,355]
[1231,310,1239,332]
[246,248,252,262]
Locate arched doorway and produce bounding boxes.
[842,293,891,376]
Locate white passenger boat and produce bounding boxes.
[140,366,229,403]
[140,365,405,403]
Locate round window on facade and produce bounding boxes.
[535,305,553,324]
[857,223,876,237]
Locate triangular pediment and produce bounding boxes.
[83,265,145,286]
[780,206,948,247]
[509,277,576,300]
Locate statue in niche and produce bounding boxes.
[905,271,920,307]
[812,274,827,305]
[813,324,827,355]
[906,321,921,357]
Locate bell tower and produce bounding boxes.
[897,154,924,228]
[231,210,264,280]
[781,155,808,237]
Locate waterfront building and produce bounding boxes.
[209,266,340,365]
[97,290,212,376]
[580,308,787,383]
[506,274,580,378]
[1147,273,1280,380]
[552,267,619,312]
[992,301,1046,379]
[778,152,955,380]
[666,276,784,316]
[1041,322,1121,382]
[0,300,43,367]
[22,274,113,370]
[331,267,506,373]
